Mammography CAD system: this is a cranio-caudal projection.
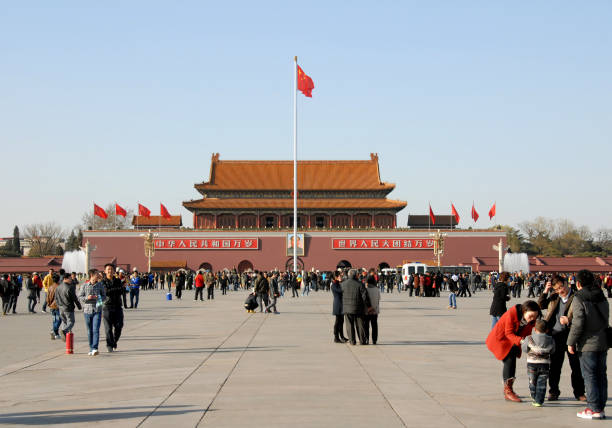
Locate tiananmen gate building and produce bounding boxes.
[82,153,507,273]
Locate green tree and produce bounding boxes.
[497,225,529,253]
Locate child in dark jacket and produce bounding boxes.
[522,319,556,406]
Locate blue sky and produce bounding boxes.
[1,1,610,236]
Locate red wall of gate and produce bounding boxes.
[83,232,506,272]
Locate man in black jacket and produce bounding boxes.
[55,275,83,340]
[101,264,126,353]
[341,269,372,345]
[253,272,269,313]
[490,272,511,329]
[568,270,609,420]
[0,275,10,315]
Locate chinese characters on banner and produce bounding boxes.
[331,238,435,250]
[155,238,259,250]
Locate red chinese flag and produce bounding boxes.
[297,65,314,97]
[429,204,436,225]
[471,203,479,222]
[160,203,171,220]
[488,203,496,220]
[138,203,151,218]
[93,203,108,219]
[451,203,460,225]
[115,203,127,217]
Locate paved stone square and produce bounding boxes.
[0,288,607,427]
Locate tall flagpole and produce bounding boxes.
[293,56,298,273]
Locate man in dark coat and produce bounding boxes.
[490,272,511,329]
[26,274,38,313]
[568,270,609,420]
[0,275,11,315]
[341,269,371,345]
[101,264,126,353]
[331,272,347,343]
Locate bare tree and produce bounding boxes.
[23,222,66,257]
[81,204,134,230]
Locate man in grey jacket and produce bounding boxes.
[568,269,609,420]
[341,269,371,345]
[55,275,82,340]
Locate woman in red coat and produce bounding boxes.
[486,300,541,402]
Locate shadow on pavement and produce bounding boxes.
[0,405,206,425]
[381,340,485,346]
[124,345,295,355]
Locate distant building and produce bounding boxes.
[132,215,182,230]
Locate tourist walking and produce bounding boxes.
[365,271,381,345]
[448,276,458,309]
[41,268,54,313]
[290,273,299,298]
[342,269,371,345]
[54,275,82,340]
[7,275,19,314]
[265,272,280,314]
[45,275,61,339]
[568,269,609,420]
[175,271,185,300]
[0,275,12,315]
[490,272,511,329]
[194,270,205,301]
[101,264,126,353]
[219,272,228,295]
[26,274,38,313]
[486,300,540,402]
[129,270,140,308]
[253,272,269,312]
[538,276,585,401]
[78,269,105,356]
[205,271,214,300]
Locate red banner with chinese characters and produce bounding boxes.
[155,238,259,250]
[331,238,435,250]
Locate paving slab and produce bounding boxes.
[0,288,609,427]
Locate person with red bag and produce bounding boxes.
[486,300,541,402]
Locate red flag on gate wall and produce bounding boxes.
[94,203,108,219]
[115,203,127,217]
[488,202,496,220]
[471,203,479,222]
[429,204,436,225]
[297,65,314,97]
[138,203,151,218]
[451,203,460,225]
[160,203,171,220]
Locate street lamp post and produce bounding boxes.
[141,229,158,272]
[429,229,447,267]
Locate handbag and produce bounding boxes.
[592,302,612,349]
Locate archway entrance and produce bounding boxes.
[378,262,390,270]
[285,257,304,272]
[198,262,213,272]
[337,260,352,269]
[237,260,254,273]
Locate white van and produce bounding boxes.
[401,263,429,285]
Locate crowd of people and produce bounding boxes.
[1,265,610,419]
[487,269,609,420]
